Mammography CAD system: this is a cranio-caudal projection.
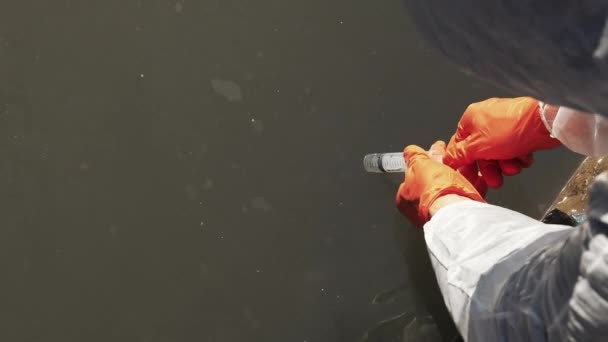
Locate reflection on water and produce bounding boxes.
[359,310,445,342]
[402,315,443,342]
[372,284,408,305]
[359,311,415,342]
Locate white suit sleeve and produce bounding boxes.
[423,201,573,340]
[494,174,608,342]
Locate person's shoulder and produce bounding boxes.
[588,172,608,235]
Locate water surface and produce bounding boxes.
[0,1,582,341]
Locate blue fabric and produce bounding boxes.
[402,0,608,116]
[494,174,608,341]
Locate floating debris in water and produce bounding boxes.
[242,307,261,329]
[185,185,199,200]
[109,225,120,237]
[251,197,272,211]
[203,178,214,190]
[174,1,183,13]
[250,118,264,134]
[211,79,243,102]
[199,261,209,276]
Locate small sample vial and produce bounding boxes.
[363,153,406,173]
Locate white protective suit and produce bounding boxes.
[425,106,608,341]
[540,104,608,157]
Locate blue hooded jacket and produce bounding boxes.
[402,0,608,116]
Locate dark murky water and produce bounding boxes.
[0,1,582,341]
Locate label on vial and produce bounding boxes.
[381,154,406,172]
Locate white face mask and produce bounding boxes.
[541,105,608,157]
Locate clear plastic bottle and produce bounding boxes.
[363,153,406,173]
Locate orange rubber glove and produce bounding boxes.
[444,97,561,188]
[396,141,486,228]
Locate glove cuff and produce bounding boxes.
[528,104,562,150]
[419,186,486,223]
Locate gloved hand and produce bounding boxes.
[396,141,486,227]
[444,97,562,188]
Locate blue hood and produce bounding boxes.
[403,0,608,116]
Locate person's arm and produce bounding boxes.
[494,174,608,342]
[394,139,581,341]
[539,104,608,157]
[423,199,573,341]
[395,141,485,228]
[423,171,608,341]
[429,194,471,216]
[444,97,561,188]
